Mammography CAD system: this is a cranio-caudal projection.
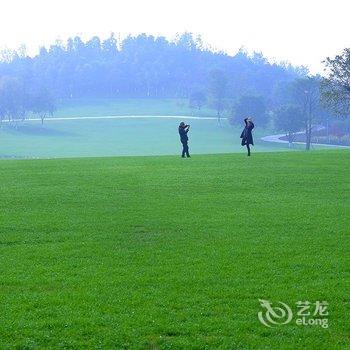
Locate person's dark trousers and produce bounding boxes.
[246,144,251,156]
[181,140,190,157]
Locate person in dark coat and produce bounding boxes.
[178,121,191,158]
[240,117,254,156]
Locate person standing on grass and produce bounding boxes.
[240,117,254,156]
[178,121,191,158]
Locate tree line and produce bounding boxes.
[0,77,55,125]
[0,33,301,121]
[0,33,302,99]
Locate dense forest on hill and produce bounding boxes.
[0,33,303,100]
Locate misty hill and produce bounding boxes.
[0,33,304,102]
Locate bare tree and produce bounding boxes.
[30,88,56,125]
[290,77,321,150]
[208,69,228,124]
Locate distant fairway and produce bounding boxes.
[0,98,306,159]
[0,150,349,349]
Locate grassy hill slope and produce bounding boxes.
[0,151,349,349]
[0,98,309,159]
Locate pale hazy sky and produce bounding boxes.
[0,0,349,73]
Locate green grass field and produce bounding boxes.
[52,98,217,118]
[1,150,349,349]
[0,98,310,159]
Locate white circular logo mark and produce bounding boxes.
[258,299,293,327]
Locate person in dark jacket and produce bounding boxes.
[240,117,254,156]
[178,121,191,158]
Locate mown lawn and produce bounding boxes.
[0,151,349,349]
[52,98,217,118]
[0,117,290,159]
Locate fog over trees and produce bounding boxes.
[0,33,302,101]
